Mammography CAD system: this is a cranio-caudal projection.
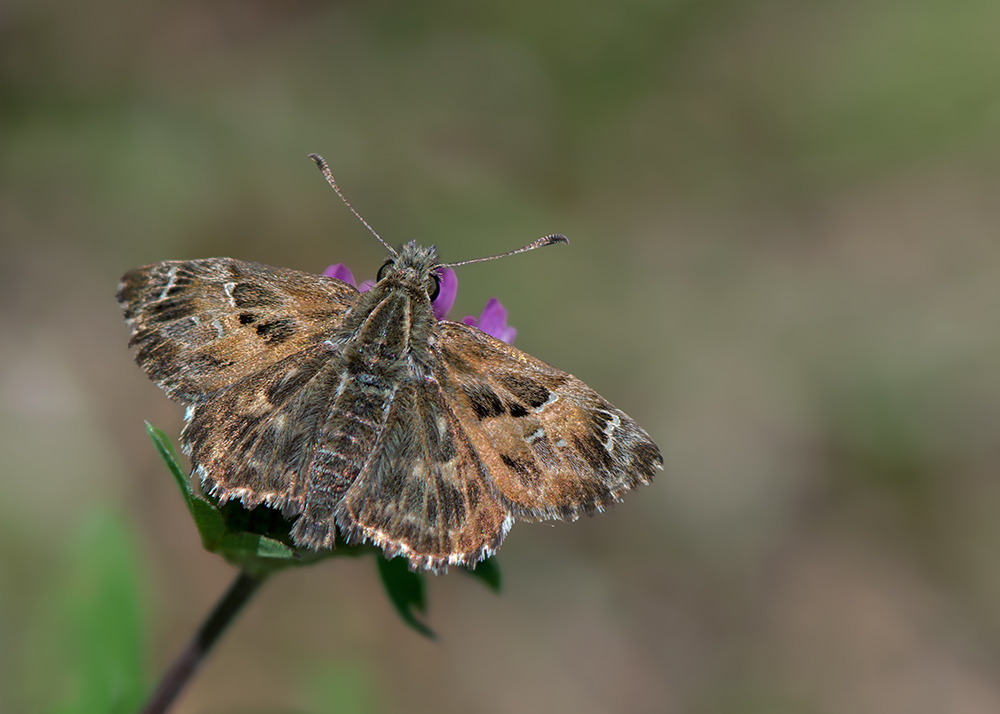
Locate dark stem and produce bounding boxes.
[140,570,266,714]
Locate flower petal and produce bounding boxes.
[463,298,517,344]
[432,268,458,320]
[323,263,356,286]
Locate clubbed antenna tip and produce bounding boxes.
[440,233,570,268]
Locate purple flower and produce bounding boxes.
[323,263,358,286]
[324,263,379,293]
[462,298,516,344]
[432,267,458,320]
[322,262,515,344]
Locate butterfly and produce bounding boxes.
[117,154,662,572]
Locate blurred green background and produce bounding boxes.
[4,0,1000,712]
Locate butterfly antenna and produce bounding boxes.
[308,153,397,257]
[440,234,569,268]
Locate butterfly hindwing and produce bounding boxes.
[183,345,344,516]
[331,376,512,571]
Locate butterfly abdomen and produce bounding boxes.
[291,367,396,547]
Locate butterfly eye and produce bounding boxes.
[428,274,441,302]
[376,259,394,281]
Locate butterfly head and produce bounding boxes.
[375,240,443,302]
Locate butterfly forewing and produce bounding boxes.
[433,321,662,521]
[117,258,358,401]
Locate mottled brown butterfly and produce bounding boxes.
[117,154,662,572]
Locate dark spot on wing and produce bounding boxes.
[507,401,529,418]
[232,282,282,308]
[148,298,197,323]
[172,268,196,285]
[500,453,542,484]
[463,383,504,420]
[255,319,296,344]
[589,412,613,441]
[239,312,257,325]
[164,281,190,297]
[498,374,550,409]
[572,433,615,470]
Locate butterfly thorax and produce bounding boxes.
[330,240,441,373]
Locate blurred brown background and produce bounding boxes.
[4,1,1000,712]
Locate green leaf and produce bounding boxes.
[252,535,299,559]
[376,555,435,639]
[189,495,227,546]
[145,422,192,509]
[462,556,502,593]
[216,532,296,561]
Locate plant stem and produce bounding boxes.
[140,570,266,714]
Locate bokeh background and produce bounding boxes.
[4,1,1000,712]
